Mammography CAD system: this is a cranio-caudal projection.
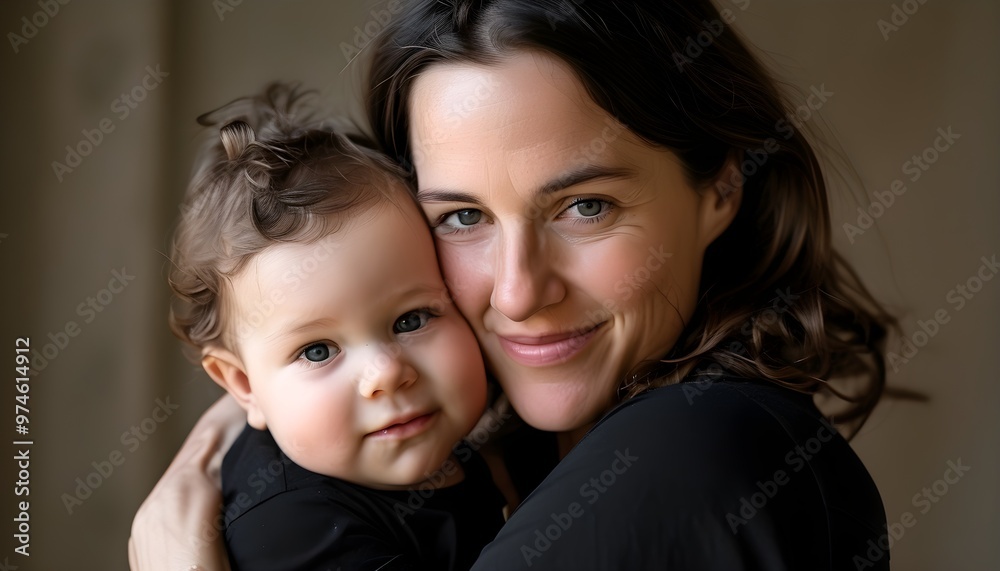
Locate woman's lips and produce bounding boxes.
[366,412,437,440]
[496,322,605,366]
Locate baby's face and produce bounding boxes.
[230,196,487,489]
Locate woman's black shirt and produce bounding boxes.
[472,377,889,570]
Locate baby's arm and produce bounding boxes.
[128,395,245,571]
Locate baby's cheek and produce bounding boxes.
[276,408,356,474]
[439,325,487,422]
[436,243,492,314]
[414,328,486,437]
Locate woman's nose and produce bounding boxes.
[357,343,418,398]
[490,224,566,322]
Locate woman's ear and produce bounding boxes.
[697,155,744,249]
[201,347,267,430]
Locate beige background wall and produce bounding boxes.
[0,0,996,568]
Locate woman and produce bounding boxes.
[131,0,893,568]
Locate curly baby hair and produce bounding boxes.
[168,82,410,356]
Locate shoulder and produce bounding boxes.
[224,483,422,571]
[222,425,405,532]
[584,376,884,537]
[221,425,316,522]
[605,375,819,426]
[591,376,829,453]
[222,428,423,569]
[556,376,834,495]
[472,377,887,570]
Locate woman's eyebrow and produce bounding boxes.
[416,188,483,204]
[538,164,634,195]
[417,165,633,203]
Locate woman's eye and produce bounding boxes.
[439,209,483,229]
[564,199,611,219]
[574,200,604,216]
[300,343,337,363]
[393,310,433,334]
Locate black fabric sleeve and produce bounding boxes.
[470,379,888,571]
[225,487,423,571]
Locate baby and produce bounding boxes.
[167,84,505,570]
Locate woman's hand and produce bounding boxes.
[128,394,245,571]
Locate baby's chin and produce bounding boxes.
[358,449,463,491]
[278,423,471,490]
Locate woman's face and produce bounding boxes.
[409,52,738,433]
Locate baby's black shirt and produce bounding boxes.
[222,425,506,571]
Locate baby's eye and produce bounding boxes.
[393,310,434,334]
[300,343,338,363]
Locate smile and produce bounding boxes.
[496,322,606,367]
[366,412,437,440]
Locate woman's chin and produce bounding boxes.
[506,384,610,434]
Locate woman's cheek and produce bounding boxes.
[572,238,658,311]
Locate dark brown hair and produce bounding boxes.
[169,83,409,354]
[364,0,896,432]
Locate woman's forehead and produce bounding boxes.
[411,53,611,138]
[408,52,646,188]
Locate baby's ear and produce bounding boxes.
[201,347,266,430]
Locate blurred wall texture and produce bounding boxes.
[0,0,997,569]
